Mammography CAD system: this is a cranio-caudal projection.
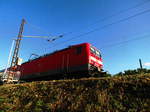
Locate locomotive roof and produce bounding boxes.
[22,43,90,64]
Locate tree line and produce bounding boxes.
[114,68,150,76]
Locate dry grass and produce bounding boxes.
[0,74,150,112]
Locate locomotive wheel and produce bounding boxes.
[89,71,101,77]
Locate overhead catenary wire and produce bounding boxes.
[25,0,150,39]
[25,22,65,42]
[26,22,53,37]
[100,34,150,49]
[21,34,64,58]
[23,35,50,38]
[58,0,150,37]
[26,22,66,39]
[14,21,64,61]
[48,8,150,49]
[22,0,150,47]
[22,1,150,54]
[23,35,64,42]
[93,0,150,22]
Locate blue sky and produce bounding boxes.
[0,0,150,74]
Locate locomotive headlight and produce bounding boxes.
[90,56,96,62]
[98,60,103,65]
[90,56,103,65]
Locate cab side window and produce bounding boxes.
[76,46,82,54]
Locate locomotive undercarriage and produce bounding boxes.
[19,64,104,81]
[88,64,103,77]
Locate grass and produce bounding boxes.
[0,74,150,112]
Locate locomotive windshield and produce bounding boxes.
[90,46,101,57]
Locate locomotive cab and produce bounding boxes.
[89,44,103,75]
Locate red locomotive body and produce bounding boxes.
[20,43,103,81]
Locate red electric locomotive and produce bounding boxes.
[19,43,103,81]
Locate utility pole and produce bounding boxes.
[7,19,26,82]
[139,59,143,69]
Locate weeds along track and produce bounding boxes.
[0,74,150,112]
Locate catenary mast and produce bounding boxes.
[7,19,26,81]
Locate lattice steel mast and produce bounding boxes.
[7,19,26,81]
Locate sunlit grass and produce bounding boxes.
[0,74,150,111]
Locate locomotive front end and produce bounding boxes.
[89,44,103,74]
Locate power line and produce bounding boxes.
[24,1,150,54]
[26,1,150,39]
[27,22,70,38]
[49,8,150,49]
[26,22,53,37]
[59,0,150,36]
[100,34,150,49]
[91,0,150,24]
